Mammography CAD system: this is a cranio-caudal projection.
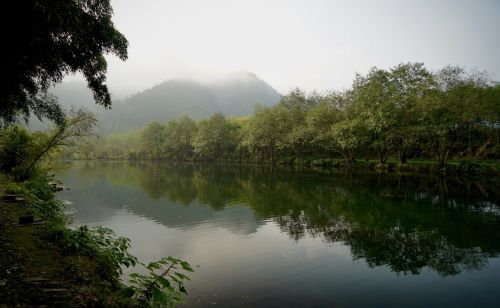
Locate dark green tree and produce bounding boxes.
[351,68,397,164]
[164,116,198,160]
[193,113,237,161]
[0,126,33,175]
[1,0,128,125]
[141,122,165,162]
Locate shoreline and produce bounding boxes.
[63,158,500,177]
[0,174,125,306]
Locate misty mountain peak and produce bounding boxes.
[39,72,281,134]
[221,71,260,84]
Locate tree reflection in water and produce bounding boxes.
[71,162,500,277]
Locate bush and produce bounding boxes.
[6,171,65,218]
[0,126,33,177]
[57,226,138,283]
[56,226,194,306]
[124,257,194,307]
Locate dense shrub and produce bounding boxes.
[0,126,32,177]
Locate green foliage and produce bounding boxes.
[6,171,65,218]
[57,226,137,283]
[1,0,128,125]
[79,62,499,167]
[351,68,397,163]
[305,100,341,152]
[3,158,196,305]
[164,116,197,160]
[124,257,194,307]
[8,171,195,305]
[141,122,166,161]
[0,109,96,179]
[193,113,237,161]
[242,105,292,163]
[331,118,370,162]
[0,126,33,176]
[23,109,97,177]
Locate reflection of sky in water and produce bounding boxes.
[58,163,500,307]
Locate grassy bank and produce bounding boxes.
[75,157,500,176]
[278,157,500,176]
[0,172,193,306]
[0,173,128,306]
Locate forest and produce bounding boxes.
[2,0,500,306]
[77,63,500,169]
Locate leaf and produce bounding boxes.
[152,287,168,303]
[157,276,171,288]
[148,262,161,270]
[122,287,135,298]
[180,261,194,272]
[179,282,187,295]
[174,272,188,280]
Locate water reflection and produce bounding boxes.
[59,161,500,278]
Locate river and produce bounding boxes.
[57,161,500,307]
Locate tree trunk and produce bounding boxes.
[467,122,471,157]
[348,149,356,165]
[398,148,407,164]
[154,138,160,162]
[23,131,63,178]
[437,142,450,167]
[378,148,388,164]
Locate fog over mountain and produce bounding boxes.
[30,71,281,134]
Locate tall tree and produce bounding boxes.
[423,66,491,166]
[305,92,345,155]
[243,106,292,163]
[164,116,197,160]
[389,63,434,163]
[351,68,397,164]
[141,122,165,161]
[1,0,128,125]
[24,109,97,177]
[331,115,370,164]
[193,113,236,161]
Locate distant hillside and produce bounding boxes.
[27,81,100,130]
[100,71,280,133]
[29,71,281,133]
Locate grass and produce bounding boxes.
[0,173,127,306]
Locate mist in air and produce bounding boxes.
[67,0,500,98]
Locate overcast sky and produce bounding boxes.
[92,0,500,97]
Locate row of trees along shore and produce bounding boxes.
[78,63,500,167]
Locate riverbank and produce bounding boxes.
[0,171,193,307]
[0,174,72,305]
[306,158,500,175]
[68,157,500,176]
[0,173,125,306]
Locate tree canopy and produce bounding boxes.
[72,62,500,167]
[1,0,128,125]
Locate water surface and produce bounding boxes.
[58,162,500,307]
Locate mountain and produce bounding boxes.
[30,71,280,133]
[212,71,281,115]
[100,71,280,133]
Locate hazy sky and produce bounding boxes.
[93,0,500,97]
